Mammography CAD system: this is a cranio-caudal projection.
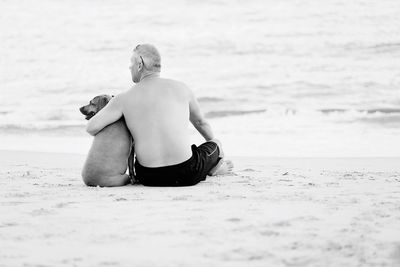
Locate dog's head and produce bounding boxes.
[79,94,112,120]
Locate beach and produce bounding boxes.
[1,0,400,266]
[1,150,399,266]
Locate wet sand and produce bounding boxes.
[1,150,399,266]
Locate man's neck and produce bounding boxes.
[140,72,160,82]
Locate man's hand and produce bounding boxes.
[86,94,124,136]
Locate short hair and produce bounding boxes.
[133,44,161,72]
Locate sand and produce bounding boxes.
[0,150,399,267]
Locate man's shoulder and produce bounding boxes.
[164,78,192,96]
[173,79,194,99]
[112,90,133,105]
[160,77,187,87]
[123,85,139,96]
[115,89,130,97]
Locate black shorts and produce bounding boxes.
[135,141,221,187]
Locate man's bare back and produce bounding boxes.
[122,76,193,167]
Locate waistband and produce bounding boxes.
[135,153,194,172]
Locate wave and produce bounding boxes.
[84,46,124,53]
[362,108,400,114]
[0,123,84,130]
[198,96,225,103]
[1,107,399,133]
[372,42,400,53]
[205,109,266,118]
[318,108,400,126]
[319,108,400,114]
[343,42,400,54]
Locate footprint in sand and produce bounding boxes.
[260,230,279,236]
[227,217,241,223]
[391,244,400,263]
[30,208,54,216]
[242,168,256,172]
[0,222,18,228]
[54,202,75,208]
[273,221,291,227]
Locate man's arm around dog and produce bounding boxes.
[86,95,124,136]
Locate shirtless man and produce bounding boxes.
[86,44,233,186]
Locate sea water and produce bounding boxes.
[0,0,399,156]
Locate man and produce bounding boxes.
[86,44,233,186]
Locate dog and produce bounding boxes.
[79,94,135,187]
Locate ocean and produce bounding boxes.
[1,0,399,157]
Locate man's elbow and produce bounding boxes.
[196,119,209,128]
[86,125,98,136]
[191,117,206,127]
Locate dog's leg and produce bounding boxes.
[84,174,131,187]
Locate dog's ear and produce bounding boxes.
[95,95,110,111]
[105,94,112,103]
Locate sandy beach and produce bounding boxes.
[1,150,399,266]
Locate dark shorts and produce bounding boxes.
[135,141,221,187]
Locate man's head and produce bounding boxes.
[129,44,161,83]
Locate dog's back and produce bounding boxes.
[82,118,131,181]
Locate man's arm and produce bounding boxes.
[86,95,123,136]
[189,89,215,141]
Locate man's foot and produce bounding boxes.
[209,159,234,176]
